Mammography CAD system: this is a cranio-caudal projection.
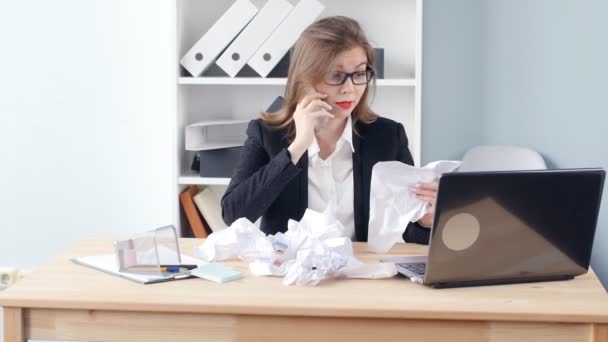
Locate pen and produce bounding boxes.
[123,264,198,273]
[160,266,186,273]
[160,264,198,270]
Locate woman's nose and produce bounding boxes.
[340,77,355,93]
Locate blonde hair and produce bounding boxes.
[261,16,377,141]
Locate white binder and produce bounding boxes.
[216,0,294,77]
[248,0,325,77]
[180,0,259,77]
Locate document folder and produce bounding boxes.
[248,0,324,77]
[216,0,294,77]
[180,0,259,76]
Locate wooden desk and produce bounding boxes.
[2,237,608,342]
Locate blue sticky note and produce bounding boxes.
[191,263,242,283]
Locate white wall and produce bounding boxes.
[421,0,485,162]
[0,1,176,339]
[0,0,176,268]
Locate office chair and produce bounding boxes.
[459,145,547,172]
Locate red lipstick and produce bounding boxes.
[336,101,353,110]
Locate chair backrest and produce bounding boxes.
[459,145,547,172]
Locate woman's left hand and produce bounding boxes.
[414,181,438,227]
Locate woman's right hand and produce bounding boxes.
[287,92,334,164]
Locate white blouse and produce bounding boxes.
[307,116,355,240]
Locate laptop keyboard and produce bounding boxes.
[397,262,426,276]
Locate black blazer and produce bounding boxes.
[221,117,430,244]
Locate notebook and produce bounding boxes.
[190,263,242,283]
[72,254,206,284]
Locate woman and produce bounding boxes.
[221,16,437,244]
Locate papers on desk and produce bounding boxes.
[195,209,398,286]
[72,254,206,284]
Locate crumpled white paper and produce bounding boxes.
[367,160,462,253]
[195,209,397,286]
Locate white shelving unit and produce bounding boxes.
[178,77,416,87]
[178,171,231,186]
[175,0,423,233]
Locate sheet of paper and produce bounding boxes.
[367,160,462,253]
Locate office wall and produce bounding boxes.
[0,1,176,269]
[0,2,176,339]
[421,0,485,163]
[482,0,608,288]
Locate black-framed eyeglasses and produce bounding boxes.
[323,66,375,86]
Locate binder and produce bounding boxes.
[216,0,294,77]
[193,186,228,232]
[248,0,325,77]
[180,0,259,77]
[266,95,284,113]
[180,186,210,238]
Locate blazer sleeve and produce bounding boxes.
[395,123,431,245]
[221,120,303,225]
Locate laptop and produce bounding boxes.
[386,168,605,288]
